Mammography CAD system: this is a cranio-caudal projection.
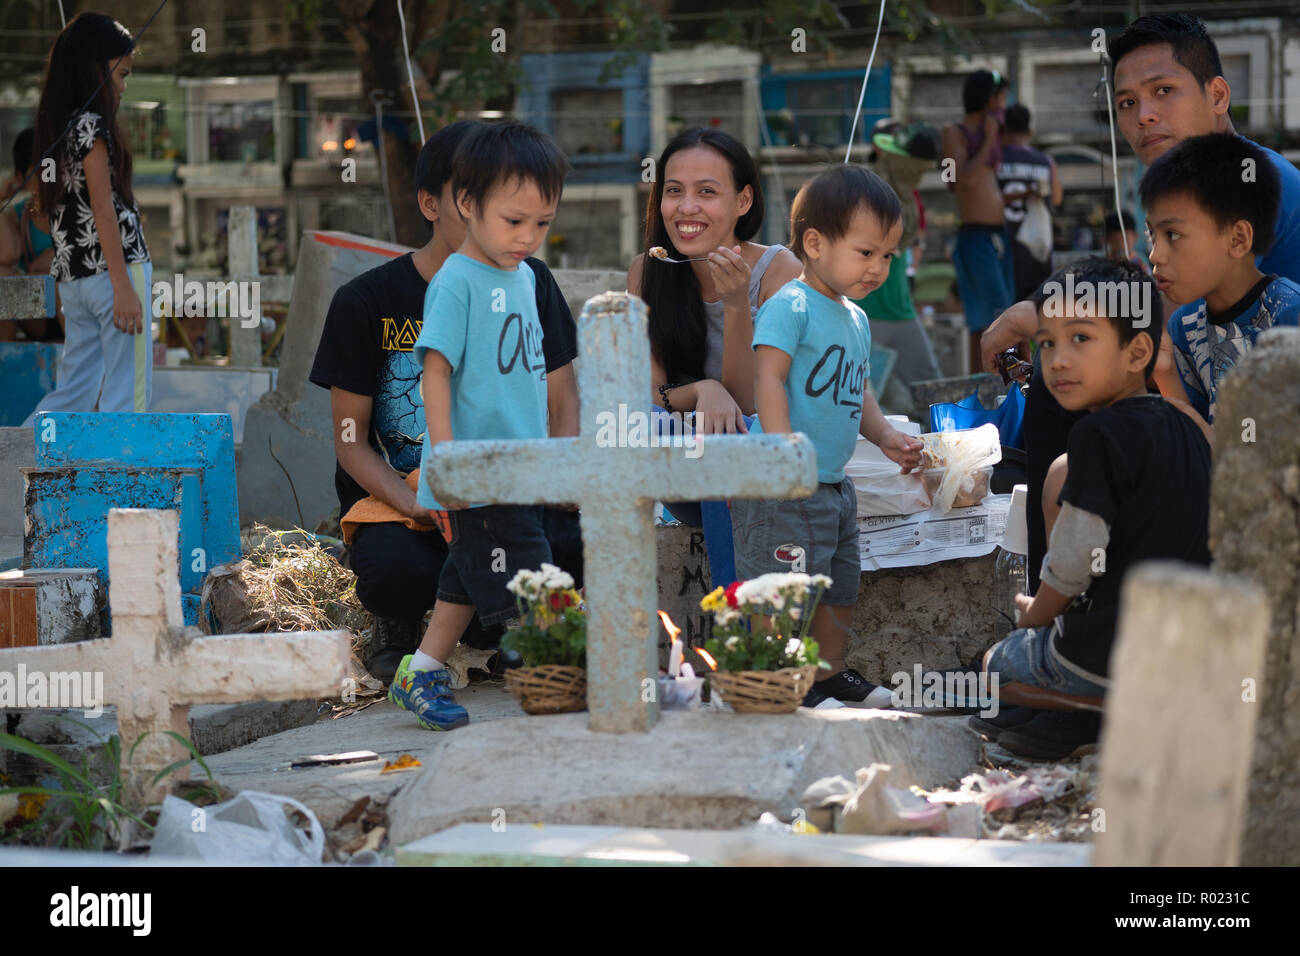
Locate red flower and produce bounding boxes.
[550,593,563,611]
[724,581,742,608]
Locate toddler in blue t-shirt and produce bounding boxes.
[732,165,923,707]
[390,121,570,732]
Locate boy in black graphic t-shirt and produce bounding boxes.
[982,258,1211,754]
[309,121,582,681]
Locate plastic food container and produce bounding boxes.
[920,465,993,509]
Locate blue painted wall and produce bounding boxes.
[518,52,650,185]
[0,342,60,426]
[26,412,240,629]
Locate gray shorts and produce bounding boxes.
[729,477,860,606]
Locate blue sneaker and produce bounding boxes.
[388,655,470,731]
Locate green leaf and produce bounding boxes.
[0,732,91,789]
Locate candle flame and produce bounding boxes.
[694,647,718,671]
[657,610,681,641]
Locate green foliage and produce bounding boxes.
[501,604,588,668]
[0,722,216,851]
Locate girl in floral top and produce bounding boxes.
[25,13,152,423]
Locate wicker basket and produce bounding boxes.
[505,665,588,715]
[708,665,818,714]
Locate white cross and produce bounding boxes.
[0,509,350,808]
[428,292,817,732]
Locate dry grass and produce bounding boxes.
[202,524,369,639]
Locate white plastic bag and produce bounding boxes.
[151,791,326,865]
[1017,193,1053,262]
[846,459,931,517]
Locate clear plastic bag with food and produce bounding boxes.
[918,424,1002,512]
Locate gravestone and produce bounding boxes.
[429,292,817,732]
[238,230,412,529]
[1094,563,1268,866]
[0,508,350,809]
[226,205,263,369]
[1209,328,1300,865]
[655,525,713,654]
[23,412,240,626]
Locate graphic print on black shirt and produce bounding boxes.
[309,253,577,515]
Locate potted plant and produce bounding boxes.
[501,564,587,714]
[698,573,829,713]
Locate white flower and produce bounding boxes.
[784,638,803,657]
[724,636,740,649]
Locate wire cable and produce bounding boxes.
[395,0,426,144]
[843,0,887,164]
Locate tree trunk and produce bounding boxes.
[337,0,426,247]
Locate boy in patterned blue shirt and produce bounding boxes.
[1141,132,1300,426]
[731,165,923,708]
[389,122,570,731]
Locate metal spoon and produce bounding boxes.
[648,247,710,264]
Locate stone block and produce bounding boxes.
[549,269,628,326]
[397,822,1092,867]
[386,709,981,845]
[1095,563,1267,867]
[910,374,1005,421]
[187,700,323,755]
[655,524,713,649]
[0,569,102,645]
[0,426,35,569]
[848,552,1003,683]
[0,275,56,322]
[1209,327,1300,865]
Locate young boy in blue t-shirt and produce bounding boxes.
[1141,132,1300,426]
[389,121,570,731]
[731,165,923,708]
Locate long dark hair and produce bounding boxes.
[642,128,764,383]
[34,13,137,215]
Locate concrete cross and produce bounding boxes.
[0,508,350,808]
[428,292,818,733]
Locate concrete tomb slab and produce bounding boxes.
[397,822,1091,867]
[385,708,982,846]
[0,568,102,645]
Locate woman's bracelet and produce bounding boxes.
[658,382,680,413]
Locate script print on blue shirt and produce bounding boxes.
[751,278,871,483]
[412,253,549,509]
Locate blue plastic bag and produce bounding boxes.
[929,383,1027,449]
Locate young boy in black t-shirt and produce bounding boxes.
[981,257,1211,753]
[308,121,583,682]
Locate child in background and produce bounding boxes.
[1142,133,1300,427]
[1103,212,1146,274]
[0,128,61,342]
[731,165,924,708]
[981,257,1211,758]
[388,121,570,731]
[24,13,152,424]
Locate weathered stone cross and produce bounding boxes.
[0,509,350,808]
[428,292,817,733]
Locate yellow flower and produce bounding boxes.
[700,586,727,613]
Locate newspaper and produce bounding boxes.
[859,493,1012,571]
